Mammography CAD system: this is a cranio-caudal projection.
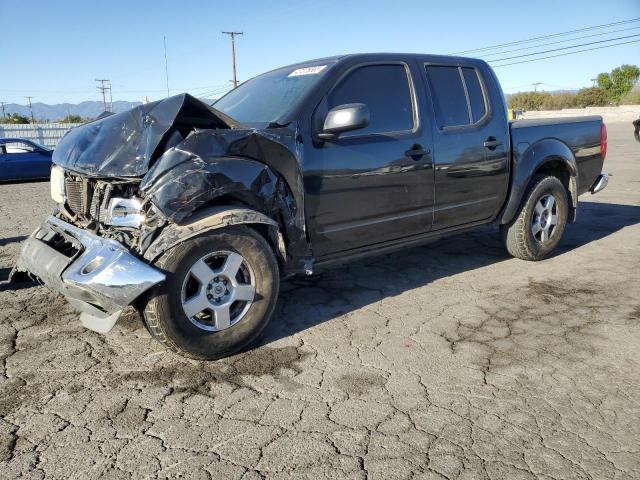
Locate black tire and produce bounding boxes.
[143,225,279,360]
[501,174,569,261]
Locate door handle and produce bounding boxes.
[405,144,430,159]
[483,137,503,150]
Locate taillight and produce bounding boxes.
[600,123,607,160]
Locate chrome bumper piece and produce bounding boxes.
[590,173,609,194]
[12,216,165,333]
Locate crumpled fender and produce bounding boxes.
[142,206,285,263]
[499,138,578,224]
[139,125,311,270]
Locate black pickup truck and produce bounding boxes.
[12,53,609,359]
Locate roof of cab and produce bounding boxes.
[275,52,488,71]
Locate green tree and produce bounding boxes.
[575,87,609,107]
[508,91,553,110]
[58,114,84,123]
[0,113,31,124]
[541,92,577,110]
[597,64,640,104]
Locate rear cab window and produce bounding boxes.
[425,64,489,129]
[327,64,416,136]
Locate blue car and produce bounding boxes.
[0,138,53,181]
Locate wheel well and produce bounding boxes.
[188,194,287,268]
[534,159,570,190]
[533,158,577,221]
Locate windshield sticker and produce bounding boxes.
[288,65,327,77]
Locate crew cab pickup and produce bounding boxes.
[12,53,609,359]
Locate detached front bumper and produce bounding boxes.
[11,216,165,333]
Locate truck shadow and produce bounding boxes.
[258,201,640,347]
[0,235,27,247]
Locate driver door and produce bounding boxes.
[303,62,435,257]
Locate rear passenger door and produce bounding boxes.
[424,64,509,229]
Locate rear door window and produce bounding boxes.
[462,67,486,123]
[426,65,469,128]
[426,65,488,128]
[328,64,414,136]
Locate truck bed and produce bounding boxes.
[510,115,604,195]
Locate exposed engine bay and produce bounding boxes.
[55,173,158,250]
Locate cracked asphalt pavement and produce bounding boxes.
[0,122,639,479]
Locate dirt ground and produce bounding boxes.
[0,122,638,479]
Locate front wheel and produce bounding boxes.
[501,175,569,261]
[143,225,280,360]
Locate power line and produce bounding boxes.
[481,25,640,58]
[222,31,243,88]
[452,17,640,54]
[196,85,234,99]
[488,33,640,63]
[491,38,640,68]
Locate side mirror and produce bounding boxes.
[318,103,370,140]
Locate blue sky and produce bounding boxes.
[1,0,639,105]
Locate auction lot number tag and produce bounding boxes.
[288,65,327,77]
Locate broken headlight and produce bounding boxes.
[50,165,65,204]
[105,198,144,228]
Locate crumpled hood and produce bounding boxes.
[52,93,233,177]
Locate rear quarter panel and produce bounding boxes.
[510,116,604,195]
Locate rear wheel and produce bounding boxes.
[501,175,569,261]
[143,225,279,360]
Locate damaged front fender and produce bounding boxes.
[142,206,285,264]
[139,126,311,270]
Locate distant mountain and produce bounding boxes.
[3,98,216,122]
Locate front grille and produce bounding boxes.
[65,177,93,217]
[65,178,83,214]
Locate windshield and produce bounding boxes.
[214,62,335,126]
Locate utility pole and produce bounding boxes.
[222,31,243,88]
[532,82,543,92]
[95,79,110,112]
[25,96,35,124]
[590,78,597,87]
[108,82,113,112]
[0,101,6,119]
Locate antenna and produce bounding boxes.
[164,36,170,97]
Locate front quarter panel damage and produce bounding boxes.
[139,126,311,271]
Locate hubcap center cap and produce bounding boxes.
[207,277,230,301]
[541,210,549,225]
